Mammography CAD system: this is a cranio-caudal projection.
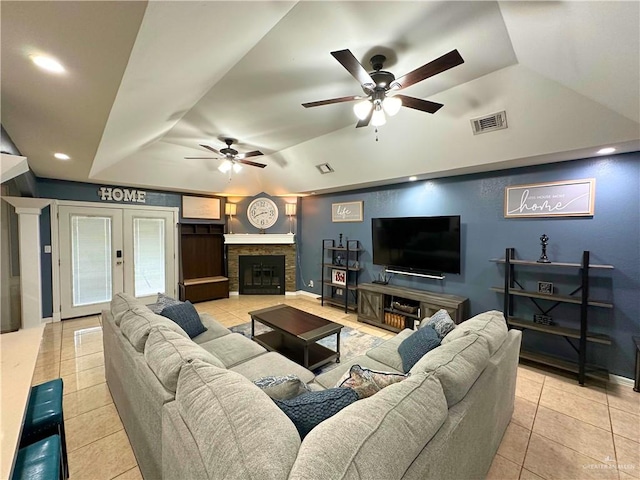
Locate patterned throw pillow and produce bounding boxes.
[160,300,207,338]
[398,325,441,373]
[148,293,182,314]
[420,309,456,339]
[273,388,359,439]
[337,365,407,399]
[254,375,310,400]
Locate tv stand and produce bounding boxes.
[357,283,469,333]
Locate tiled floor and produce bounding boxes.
[31,295,639,480]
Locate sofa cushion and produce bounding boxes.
[420,308,456,339]
[398,325,441,373]
[111,292,144,326]
[443,310,508,356]
[410,333,491,407]
[314,355,401,389]
[336,364,407,399]
[365,329,414,371]
[253,375,310,400]
[198,333,266,367]
[120,306,189,352]
[160,301,207,339]
[147,292,182,314]
[175,359,300,480]
[191,313,232,345]
[273,388,360,439]
[144,327,225,393]
[230,351,315,384]
[288,373,448,480]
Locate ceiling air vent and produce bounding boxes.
[316,163,334,174]
[471,110,507,135]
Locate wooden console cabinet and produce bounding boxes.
[357,283,469,333]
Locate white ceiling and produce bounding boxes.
[2,1,639,197]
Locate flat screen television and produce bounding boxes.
[372,216,461,275]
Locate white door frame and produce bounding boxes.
[51,200,179,322]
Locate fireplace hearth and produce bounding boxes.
[239,255,285,295]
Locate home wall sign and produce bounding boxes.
[98,186,147,203]
[182,195,221,220]
[504,178,595,218]
[331,201,363,222]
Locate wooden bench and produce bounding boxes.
[179,276,229,303]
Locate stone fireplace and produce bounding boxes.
[225,234,296,294]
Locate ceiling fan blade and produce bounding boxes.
[391,49,464,90]
[199,144,221,154]
[185,156,218,159]
[355,108,373,128]
[302,95,361,108]
[237,159,267,168]
[395,95,444,114]
[331,49,375,87]
[240,150,264,158]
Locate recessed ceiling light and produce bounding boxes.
[409,176,417,181]
[30,55,65,74]
[54,153,70,160]
[596,147,616,155]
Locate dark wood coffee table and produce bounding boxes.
[248,304,342,370]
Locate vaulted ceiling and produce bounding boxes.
[2,1,639,197]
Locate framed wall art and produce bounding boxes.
[331,201,363,222]
[182,195,221,220]
[504,178,595,218]
[331,269,347,286]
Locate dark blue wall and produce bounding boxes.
[298,153,640,379]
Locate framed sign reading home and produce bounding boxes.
[331,201,363,222]
[504,178,595,218]
[182,196,221,220]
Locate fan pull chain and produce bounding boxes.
[375,127,379,142]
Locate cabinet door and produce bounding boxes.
[358,290,383,322]
[420,302,461,324]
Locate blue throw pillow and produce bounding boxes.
[398,325,441,373]
[160,301,207,339]
[273,388,359,439]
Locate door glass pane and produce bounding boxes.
[133,218,165,297]
[71,216,112,306]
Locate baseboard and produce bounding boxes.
[229,291,239,296]
[608,373,635,388]
[296,290,321,299]
[41,317,54,324]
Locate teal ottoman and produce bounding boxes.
[12,434,62,480]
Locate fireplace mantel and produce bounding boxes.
[224,233,295,245]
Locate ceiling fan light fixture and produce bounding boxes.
[383,96,402,116]
[218,160,232,173]
[371,106,386,127]
[353,100,372,120]
[232,163,242,173]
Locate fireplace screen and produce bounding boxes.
[239,255,285,295]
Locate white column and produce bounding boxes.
[2,197,51,329]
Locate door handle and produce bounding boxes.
[116,261,123,266]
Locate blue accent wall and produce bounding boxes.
[297,153,640,378]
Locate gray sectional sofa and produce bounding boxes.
[102,293,521,480]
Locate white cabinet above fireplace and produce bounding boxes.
[224,233,295,245]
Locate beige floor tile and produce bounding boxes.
[621,472,638,480]
[62,327,102,342]
[31,362,61,386]
[543,374,608,405]
[524,433,618,480]
[61,365,106,394]
[607,385,640,416]
[516,376,544,403]
[517,366,546,384]
[610,407,640,444]
[513,396,538,431]
[68,430,136,480]
[539,385,611,431]
[498,422,531,465]
[63,316,101,332]
[519,468,546,480]
[486,454,522,480]
[112,466,143,480]
[38,334,62,354]
[61,337,104,361]
[533,406,615,462]
[35,349,61,369]
[60,351,105,377]
[44,321,63,333]
[614,435,640,478]
[66,403,124,452]
[63,382,113,419]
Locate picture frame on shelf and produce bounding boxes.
[331,269,346,286]
[537,281,554,294]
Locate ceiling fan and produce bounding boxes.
[185,138,266,174]
[302,48,464,128]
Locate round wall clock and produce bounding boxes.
[247,197,279,230]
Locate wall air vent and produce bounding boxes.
[316,163,334,174]
[470,110,507,135]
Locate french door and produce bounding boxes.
[58,204,177,319]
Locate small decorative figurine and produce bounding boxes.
[537,234,551,263]
[338,233,344,248]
